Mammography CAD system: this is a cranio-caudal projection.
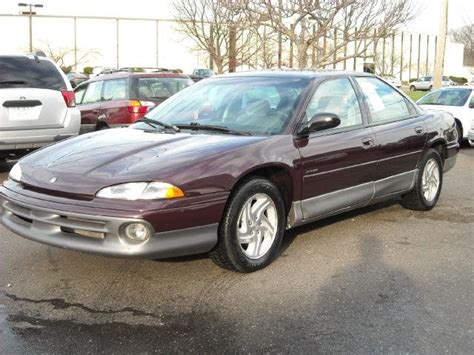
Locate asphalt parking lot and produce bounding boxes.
[0,147,473,354]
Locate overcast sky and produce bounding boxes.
[0,0,472,32]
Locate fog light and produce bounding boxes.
[123,223,151,242]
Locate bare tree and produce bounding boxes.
[37,40,100,73]
[450,22,474,66]
[173,0,262,73]
[239,0,417,69]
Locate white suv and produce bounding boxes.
[0,54,80,161]
[409,76,452,91]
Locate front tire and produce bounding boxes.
[455,121,463,145]
[210,178,286,272]
[401,149,443,211]
[410,85,416,92]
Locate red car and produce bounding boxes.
[74,72,193,133]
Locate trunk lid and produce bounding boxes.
[0,88,67,129]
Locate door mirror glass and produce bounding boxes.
[300,113,341,135]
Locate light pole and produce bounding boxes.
[18,3,43,52]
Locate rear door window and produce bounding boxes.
[0,56,65,90]
[137,78,192,100]
[74,84,87,105]
[81,81,103,105]
[102,78,129,101]
[355,77,411,123]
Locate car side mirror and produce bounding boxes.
[469,102,474,109]
[299,113,341,135]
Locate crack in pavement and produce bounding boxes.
[5,293,163,321]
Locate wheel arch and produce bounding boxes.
[454,118,463,137]
[230,164,295,216]
[429,139,448,164]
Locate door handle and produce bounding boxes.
[414,126,424,135]
[361,137,375,149]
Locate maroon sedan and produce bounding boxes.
[1,71,458,272]
[74,72,193,133]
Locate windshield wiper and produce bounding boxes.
[136,117,180,133]
[0,80,28,85]
[175,122,252,136]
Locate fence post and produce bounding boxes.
[116,19,119,68]
[155,20,159,68]
[417,33,421,79]
[391,32,395,76]
[353,27,357,71]
[73,17,77,71]
[408,33,412,80]
[425,35,430,76]
[400,32,404,82]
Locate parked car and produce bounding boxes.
[119,67,171,73]
[409,76,452,91]
[190,68,215,82]
[66,72,88,88]
[417,86,474,145]
[383,75,401,88]
[74,72,193,133]
[0,54,80,161]
[0,71,458,272]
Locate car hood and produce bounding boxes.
[419,105,464,114]
[18,128,267,198]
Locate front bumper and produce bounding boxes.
[0,188,220,259]
[468,130,474,147]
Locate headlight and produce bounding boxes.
[9,163,22,182]
[96,182,184,200]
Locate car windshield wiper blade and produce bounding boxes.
[136,117,180,132]
[0,80,28,85]
[175,122,253,136]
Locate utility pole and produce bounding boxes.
[18,3,43,52]
[433,0,448,89]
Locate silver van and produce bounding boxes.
[0,54,80,161]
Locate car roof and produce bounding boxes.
[86,72,191,82]
[215,69,375,79]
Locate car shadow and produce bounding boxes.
[162,199,400,264]
[280,199,399,255]
[306,234,421,352]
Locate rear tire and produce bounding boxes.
[410,85,416,92]
[210,177,286,272]
[401,149,443,211]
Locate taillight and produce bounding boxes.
[127,100,149,114]
[61,90,76,107]
[127,100,156,121]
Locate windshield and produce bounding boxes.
[418,88,472,106]
[133,77,310,135]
